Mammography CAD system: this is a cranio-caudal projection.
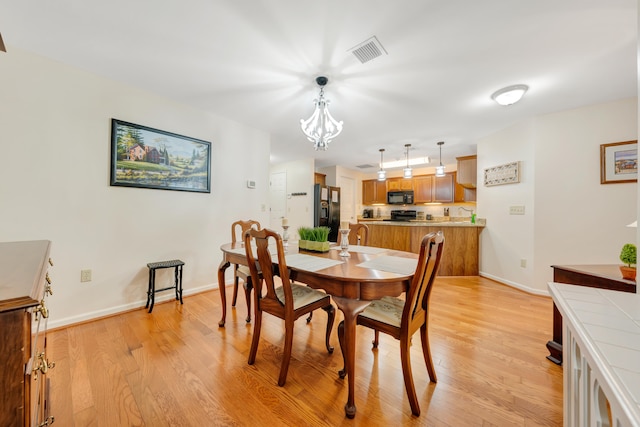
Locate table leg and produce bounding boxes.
[175,265,184,304]
[332,296,370,419]
[148,268,156,313]
[145,268,152,310]
[546,302,563,365]
[218,259,231,327]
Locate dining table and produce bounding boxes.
[217,240,418,418]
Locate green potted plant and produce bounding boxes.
[619,243,637,281]
[298,226,331,252]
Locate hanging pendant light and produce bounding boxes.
[435,141,446,177]
[300,76,344,151]
[377,149,386,181]
[403,144,412,178]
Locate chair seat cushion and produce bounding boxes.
[359,296,404,327]
[275,283,329,310]
[236,265,251,277]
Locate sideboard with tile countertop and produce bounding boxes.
[548,282,640,426]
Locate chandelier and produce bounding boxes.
[300,76,343,151]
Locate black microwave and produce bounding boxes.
[387,190,414,205]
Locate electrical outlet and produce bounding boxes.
[520,259,527,268]
[509,205,525,215]
[81,269,92,282]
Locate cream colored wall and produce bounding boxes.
[270,158,315,237]
[0,49,271,328]
[479,98,638,294]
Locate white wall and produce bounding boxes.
[0,50,271,328]
[270,158,315,237]
[479,98,638,294]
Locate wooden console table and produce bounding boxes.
[546,264,636,365]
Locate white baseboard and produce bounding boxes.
[48,283,219,330]
[478,271,549,297]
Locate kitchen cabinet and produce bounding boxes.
[314,173,326,185]
[362,179,387,205]
[386,177,413,191]
[366,223,483,275]
[433,173,454,202]
[456,155,477,188]
[454,172,476,202]
[413,175,433,203]
[413,172,454,203]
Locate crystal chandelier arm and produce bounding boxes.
[300,78,343,151]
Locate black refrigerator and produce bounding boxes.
[313,184,340,242]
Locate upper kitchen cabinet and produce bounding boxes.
[362,179,387,205]
[314,173,326,185]
[414,173,454,203]
[456,155,477,188]
[386,177,413,191]
[413,175,433,203]
[433,173,454,202]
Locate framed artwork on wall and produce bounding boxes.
[600,140,637,184]
[110,119,211,193]
[483,161,520,187]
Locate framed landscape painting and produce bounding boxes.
[110,119,211,193]
[600,140,638,184]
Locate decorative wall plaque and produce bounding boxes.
[484,162,520,186]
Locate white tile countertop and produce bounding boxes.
[548,282,640,426]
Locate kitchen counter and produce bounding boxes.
[358,220,484,275]
[360,219,485,227]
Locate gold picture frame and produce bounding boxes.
[600,140,637,184]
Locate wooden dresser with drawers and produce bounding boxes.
[0,240,55,426]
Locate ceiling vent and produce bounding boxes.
[348,36,387,64]
[356,163,377,169]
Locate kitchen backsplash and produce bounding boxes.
[362,203,476,219]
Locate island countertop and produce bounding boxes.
[359,219,485,227]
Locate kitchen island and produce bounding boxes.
[359,220,485,276]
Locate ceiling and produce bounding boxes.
[0,0,636,173]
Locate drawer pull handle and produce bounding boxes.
[46,284,53,296]
[33,352,55,378]
[49,258,54,266]
[38,416,55,426]
[35,301,49,319]
[46,273,52,284]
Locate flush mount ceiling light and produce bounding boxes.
[491,84,528,106]
[382,156,430,169]
[377,149,386,181]
[435,141,446,177]
[300,76,343,151]
[403,144,412,179]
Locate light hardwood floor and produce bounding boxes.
[47,276,563,426]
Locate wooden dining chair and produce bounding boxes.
[244,228,336,386]
[348,222,369,246]
[337,231,445,416]
[231,219,261,323]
